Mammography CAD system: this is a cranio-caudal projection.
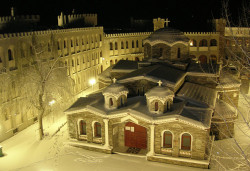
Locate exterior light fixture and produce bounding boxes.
[89,78,96,89]
[49,100,56,106]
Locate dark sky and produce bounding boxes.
[0,0,246,31]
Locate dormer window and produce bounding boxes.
[109,98,113,107]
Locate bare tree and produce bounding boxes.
[19,33,74,140]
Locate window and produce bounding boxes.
[100,51,102,57]
[71,39,73,47]
[48,43,51,52]
[210,39,217,46]
[79,120,86,135]
[57,41,60,50]
[72,60,74,67]
[121,41,124,49]
[76,39,79,46]
[95,122,101,137]
[190,40,197,47]
[100,34,102,41]
[199,39,207,47]
[82,56,85,63]
[159,48,163,56]
[181,133,191,150]
[109,98,113,107]
[155,102,158,111]
[163,131,172,148]
[126,41,128,49]
[77,59,79,65]
[8,49,13,61]
[110,42,113,50]
[132,40,135,48]
[64,40,67,48]
[177,48,181,58]
[136,40,139,48]
[82,38,84,45]
[0,57,2,63]
[115,42,118,50]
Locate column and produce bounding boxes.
[103,118,110,147]
[147,124,155,156]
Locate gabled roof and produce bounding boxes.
[112,60,138,71]
[118,64,186,88]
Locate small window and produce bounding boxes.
[8,49,13,61]
[79,120,86,135]
[100,34,102,41]
[64,40,67,48]
[132,40,135,48]
[190,40,197,47]
[72,60,74,67]
[0,57,2,63]
[177,48,181,58]
[77,59,79,65]
[136,40,139,48]
[110,42,113,50]
[126,41,128,49]
[57,41,60,50]
[155,102,158,111]
[210,39,217,46]
[71,39,73,47]
[109,98,113,106]
[65,61,67,66]
[82,56,85,63]
[181,133,191,150]
[121,41,124,49]
[48,43,51,52]
[82,38,84,45]
[76,39,79,46]
[199,39,208,47]
[115,42,118,50]
[163,131,172,148]
[95,122,101,137]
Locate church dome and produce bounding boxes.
[145,86,174,99]
[102,83,128,95]
[144,27,189,45]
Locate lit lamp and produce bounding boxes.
[89,78,96,89]
[190,41,193,46]
[49,100,55,106]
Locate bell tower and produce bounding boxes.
[153,18,170,31]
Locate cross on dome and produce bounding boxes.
[113,78,117,83]
[165,18,170,27]
[157,80,162,86]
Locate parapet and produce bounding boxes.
[0,26,104,39]
[0,15,40,24]
[184,32,220,36]
[105,32,152,38]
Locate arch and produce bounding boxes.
[101,65,103,73]
[162,130,173,148]
[0,57,2,63]
[126,41,129,49]
[109,98,113,107]
[115,59,118,63]
[71,39,74,47]
[57,41,60,50]
[8,49,13,61]
[190,40,197,47]
[110,42,113,50]
[177,48,181,58]
[110,60,113,65]
[132,40,135,48]
[78,120,86,135]
[135,57,139,61]
[199,39,208,47]
[136,40,139,48]
[210,39,217,46]
[115,42,118,50]
[181,132,192,150]
[93,122,101,137]
[199,55,207,64]
[64,40,67,48]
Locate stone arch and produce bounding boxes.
[190,39,197,47]
[180,132,193,151]
[199,39,208,47]
[161,130,174,148]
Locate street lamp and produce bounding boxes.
[89,78,96,89]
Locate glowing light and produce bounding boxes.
[102,57,105,60]
[89,78,96,86]
[49,100,55,106]
[190,41,193,46]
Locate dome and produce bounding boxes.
[102,83,129,95]
[145,86,174,99]
[144,27,189,45]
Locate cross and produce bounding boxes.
[165,18,170,27]
[113,78,117,83]
[157,80,162,86]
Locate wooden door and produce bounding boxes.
[124,122,147,149]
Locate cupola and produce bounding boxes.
[145,80,174,114]
[102,78,129,109]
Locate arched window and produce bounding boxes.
[109,98,113,106]
[177,48,181,58]
[181,133,191,150]
[199,55,207,64]
[94,122,101,137]
[71,39,73,47]
[121,97,124,106]
[121,41,124,49]
[199,39,207,47]
[8,49,13,61]
[132,40,135,48]
[163,131,172,148]
[155,102,158,111]
[79,120,86,135]
[115,42,118,50]
[110,42,113,50]
[190,40,197,47]
[57,41,60,50]
[210,39,217,46]
[126,41,129,49]
[136,40,139,48]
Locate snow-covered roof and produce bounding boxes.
[187,62,220,76]
[177,82,217,108]
[217,71,241,89]
[118,64,186,91]
[145,85,174,102]
[102,82,129,95]
[144,27,189,46]
[213,100,237,121]
[65,94,213,130]
[112,60,138,71]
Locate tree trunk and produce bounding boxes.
[38,112,44,140]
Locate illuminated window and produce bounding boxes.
[163,131,172,148]
[79,120,86,135]
[181,133,191,150]
[95,122,101,137]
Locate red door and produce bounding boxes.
[125,122,147,149]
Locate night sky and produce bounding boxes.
[0,0,246,32]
